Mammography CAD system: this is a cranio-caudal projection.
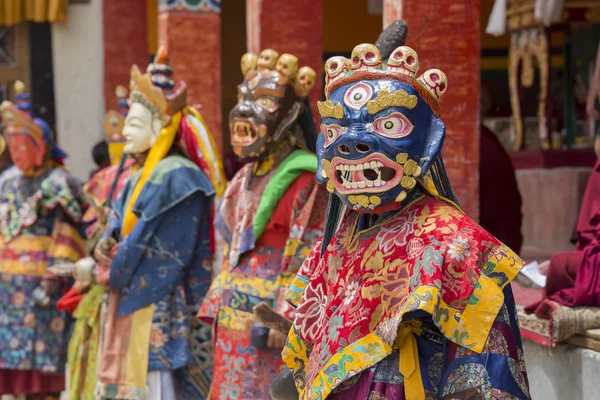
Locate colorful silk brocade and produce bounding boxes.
[0,165,86,391]
[283,195,530,400]
[66,160,135,400]
[198,154,327,400]
[96,155,214,399]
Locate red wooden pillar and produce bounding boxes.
[158,3,223,155]
[247,0,323,121]
[103,0,149,110]
[384,0,481,219]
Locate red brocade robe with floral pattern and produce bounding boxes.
[198,161,328,400]
[283,195,530,400]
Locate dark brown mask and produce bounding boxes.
[229,50,316,160]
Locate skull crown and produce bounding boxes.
[240,49,316,97]
[323,43,448,107]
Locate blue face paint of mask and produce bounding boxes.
[316,78,445,212]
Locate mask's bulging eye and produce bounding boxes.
[320,124,344,148]
[343,82,373,110]
[255,97,279,112]
[372,112,414,138]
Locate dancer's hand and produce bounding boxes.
[94,242,120,285]
[94,237,116,267]
[267,329,288,350]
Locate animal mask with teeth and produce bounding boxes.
[230,49,316,160]
[316,43,448,212]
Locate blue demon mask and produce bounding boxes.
[316,44,448,212]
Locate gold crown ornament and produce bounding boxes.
[129,64,169,125]
[240,49,317,97]
[147,46,188,115]
[0,81,44,142]
[104,85,129,164]
[322,44,447,115]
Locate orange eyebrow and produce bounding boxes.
[253,87,285,98]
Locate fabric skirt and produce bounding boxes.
[0,369,64,395]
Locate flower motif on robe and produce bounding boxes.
[375,205,420,253]
[295,280,328,343]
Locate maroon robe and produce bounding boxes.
[479,124,523,253]
[527,159,600,310]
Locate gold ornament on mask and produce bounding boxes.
[395,191,407,202]
[348,195,382,209]
[367,89,418,115]
[275,54,299,79]
[240,50,316,97]
[317,100,344,119]
[323,44,447,117]
[321,159,331,179]
[129,65,169,125]
[258,49,279,70]
[241,53,258,76]
[327,180,335,193]
[395,154,423,198]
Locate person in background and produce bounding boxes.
[0,134,11,175]
[94,48,226,400]
[0,81,87,399]
[479,85,523,254]
[90,140,111,178]
[527,58,600,309]
[197,49,327,400]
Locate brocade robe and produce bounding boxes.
[0,165,86,394]
[284,195,530,400]
[198,149,327,400]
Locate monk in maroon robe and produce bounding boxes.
[479,124,524,254]
[531,160,600,308]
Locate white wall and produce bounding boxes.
[524,341,600,399]
[52,0,104,181]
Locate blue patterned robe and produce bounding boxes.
[101,155,214,397]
